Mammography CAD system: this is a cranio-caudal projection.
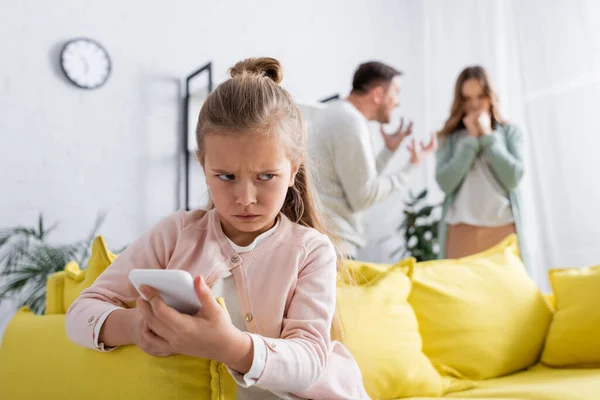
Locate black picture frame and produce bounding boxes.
[182,62,213,211]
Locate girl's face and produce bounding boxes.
[203,133,298,246]
[461,78,491,115]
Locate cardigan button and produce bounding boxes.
[231,255,240,264]
[245,313,253,322]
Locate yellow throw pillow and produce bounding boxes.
[337,258,445,399]
[0,310,236,400]
[542,265,600,367]
[63,236,117,311]
[46,270,67,314]
[340,258,412,286]
[409,235,552,380]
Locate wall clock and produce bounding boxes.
[60,38,111,89]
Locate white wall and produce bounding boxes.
[0,0,420,329]
[511,0,600,272]
[0,0,416,249]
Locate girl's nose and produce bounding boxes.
[235,181,257,206]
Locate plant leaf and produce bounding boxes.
[416,189,428,201]
[0,227,35,248]
[0,275,31,296]
[38,214,44,240]
[0,212,108,313]
[0,243,71,313]
[22,280,48,315]
[0,237,34,273]
[417,206,434,218]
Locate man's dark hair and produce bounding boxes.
[351,61,403,94]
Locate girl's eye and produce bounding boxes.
[218,174,235,181]
[258,174,274,181]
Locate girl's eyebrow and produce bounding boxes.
[209,168,283,174]
[210,169,233,174]
[210,168,281,174]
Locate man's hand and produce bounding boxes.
[380,117,413,152]
[407,134,438,165]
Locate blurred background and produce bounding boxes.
[1,0,600,335]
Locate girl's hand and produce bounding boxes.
[130,306,175,357]
[137,277,254,372]
[463,112,481,137]
[408,134,438,165]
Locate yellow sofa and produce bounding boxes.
[1,235,600,400]
[0,236,236,400]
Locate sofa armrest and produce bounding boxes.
[0,309,235,400]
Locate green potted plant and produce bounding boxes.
[387,189,441,262]
[0,213,106,314]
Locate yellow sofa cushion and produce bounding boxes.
[442,364,600,400]
[409,235,553,380]
[337,258,445,399]
[542,265,600,367]
[62,236,117,312]
[0,309,236,400]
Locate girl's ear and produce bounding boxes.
[290,163,300,187]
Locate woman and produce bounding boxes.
[436,66,527,267]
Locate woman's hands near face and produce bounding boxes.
[463,111,492,136]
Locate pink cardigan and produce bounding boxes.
[66,209,368,399]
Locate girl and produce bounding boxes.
[435,66,527,267]
[66,58,369,399]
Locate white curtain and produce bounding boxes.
[511,0,600,279]
[360,0,600,292]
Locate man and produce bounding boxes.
[308,61,436,259]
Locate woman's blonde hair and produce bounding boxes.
[195,57,346,341]
[438,65,505,137]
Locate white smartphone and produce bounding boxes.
[128,269,202,315]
